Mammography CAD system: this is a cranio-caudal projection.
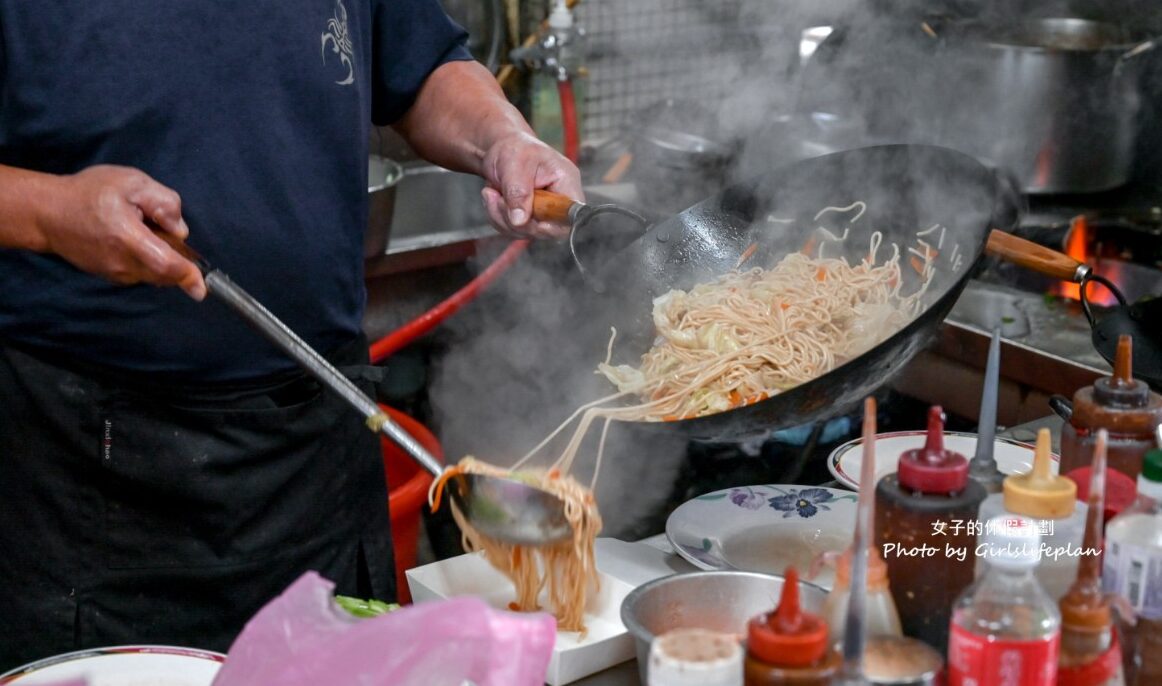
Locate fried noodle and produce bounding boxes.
[597,231,929,420]
[428,457,601,635]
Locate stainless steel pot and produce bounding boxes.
[628,98,737,214]
[935,18,1156,194]
[365,155,403,260]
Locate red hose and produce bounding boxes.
[368,77,581,363]
[369,239,528,362]
[558,78,581,165]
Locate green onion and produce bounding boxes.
[335,595,400,618]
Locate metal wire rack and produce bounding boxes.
[522,0,790,142]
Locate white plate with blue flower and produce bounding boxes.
[665,484,858,591]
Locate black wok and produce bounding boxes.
[537,144,1028,440]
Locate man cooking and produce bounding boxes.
[0,0,582,669]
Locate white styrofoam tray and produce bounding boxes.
[406,539,677,685]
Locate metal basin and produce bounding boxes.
[388,163,490,249]
[620,570,827,684]
[366,156,403,260]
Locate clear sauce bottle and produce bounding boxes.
[1103,448,1162,685]
[1060,336,1162,480]
[875,406,986,654]
[822,547,902,646]
[976,428,1088,600]
[743,567,841,686]
[1058,429,1126,686]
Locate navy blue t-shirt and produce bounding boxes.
[0,1,470,380]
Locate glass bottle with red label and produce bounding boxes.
[948,514,1061,686]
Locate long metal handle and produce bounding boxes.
[835,397,878,685]
[203,270,444,477]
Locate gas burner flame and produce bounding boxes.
[1054,215,1123,307]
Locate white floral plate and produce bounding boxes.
[827,431,1054,491]
[0,645,224,685]
[665,484,859,591]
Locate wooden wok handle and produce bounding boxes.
[532,189,579,224]
[985,229,1088,283]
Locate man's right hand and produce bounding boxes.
[2,164,206,300]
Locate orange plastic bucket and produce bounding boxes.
[379,405,442,603]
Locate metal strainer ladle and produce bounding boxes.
[159,234,573,546]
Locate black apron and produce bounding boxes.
[0,338,394,671]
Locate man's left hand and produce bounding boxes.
[479,131,583,239]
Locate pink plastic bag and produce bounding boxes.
[212,572,556,686]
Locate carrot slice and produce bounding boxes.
[430,465,463,513]
[815,267,827,281]
[729,390,742,406]
[909,255,925,275]
[735,242,759,269]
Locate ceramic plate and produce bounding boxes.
[665,484,859,591]
[828,431,1055,491]
[0,645,224,685]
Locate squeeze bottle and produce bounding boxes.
[875,406,986,653]
[976,427,1087,599]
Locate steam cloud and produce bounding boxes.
[425,0,1162,538]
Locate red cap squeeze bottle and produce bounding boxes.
[897,406,970,495]
[874,405,986,655]
[744,567,840,685]
[747,567,828,667]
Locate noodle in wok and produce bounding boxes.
[597,230,930,420]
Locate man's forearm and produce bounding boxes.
[0,164,57,251]
[393,60,534,176]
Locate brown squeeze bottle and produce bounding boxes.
[1060,335,1162,480]
[1058,429,1126,686]
[744,567,841,686]
[875,406,986,654]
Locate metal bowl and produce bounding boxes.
[366,155,403,260]
[620,570,828,684]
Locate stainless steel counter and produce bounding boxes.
[892,280,1108,428]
